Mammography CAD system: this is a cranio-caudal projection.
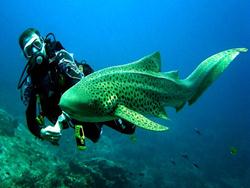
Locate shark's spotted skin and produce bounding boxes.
[60,48,247,132]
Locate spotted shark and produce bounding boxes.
[59,48,247,132]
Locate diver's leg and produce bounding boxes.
[81,123,103,143]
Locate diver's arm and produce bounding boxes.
[26,95,65,142]
[55,49,83,86]
[21,76,43,138]
[25,92,42,138]
[21,76,32,106]
[40,113,71,144]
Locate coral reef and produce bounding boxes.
[0,109,135,188]
[0,108,249,188]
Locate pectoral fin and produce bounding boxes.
[114,105,168,132]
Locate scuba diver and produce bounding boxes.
[18,28,136,149]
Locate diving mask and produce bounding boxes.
[23,35,45,58]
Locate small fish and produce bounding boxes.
[129,171,144,177]
[192,162,200,169]
[230,146,238,155]
[138,172,144,177]
[181,153,189,160]
[194,128,201,135]
[170,159,176,165]
[129,134,137,144]
[128,172,133,175]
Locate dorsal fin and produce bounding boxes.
[126,51,161,72]
[163,70,179,79]
[86,52,161,80]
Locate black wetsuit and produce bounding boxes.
[22,45,135,142]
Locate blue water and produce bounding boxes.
[0,0,249,187]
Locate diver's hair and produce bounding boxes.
[19,28,41,49]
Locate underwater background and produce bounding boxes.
[0,0,249,187]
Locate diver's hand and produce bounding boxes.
[40,122,62,145]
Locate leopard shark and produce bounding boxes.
[59,48,247,132]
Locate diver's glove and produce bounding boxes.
[40,114,66,145]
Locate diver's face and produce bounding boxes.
[23,34,46,59]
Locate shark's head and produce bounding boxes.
[59,84,98,121]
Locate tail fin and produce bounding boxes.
[186,48,247,105]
